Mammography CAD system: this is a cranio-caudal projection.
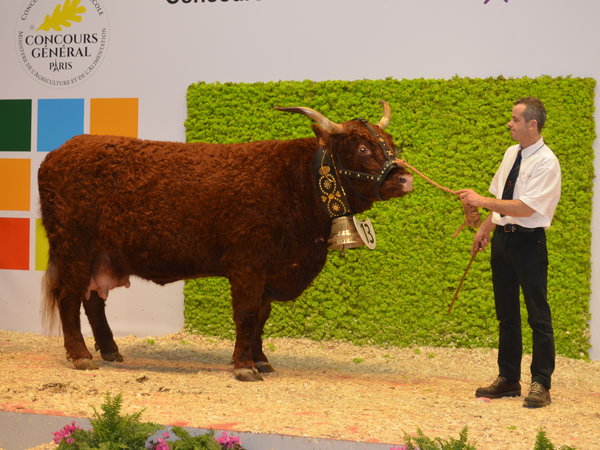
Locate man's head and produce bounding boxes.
[508,97,546,146]
[515,97,546,131]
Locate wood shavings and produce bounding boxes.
[1,330,599,449]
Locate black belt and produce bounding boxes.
[496,224,543,233]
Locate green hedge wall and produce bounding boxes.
[184,77,595,359]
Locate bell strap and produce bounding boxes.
[312,146,352,219]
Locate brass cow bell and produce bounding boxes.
[327,216,364,250]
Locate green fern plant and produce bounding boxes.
[396,427,576,450]
[161,427,222,449]
[401,426,477,449]
[56,392,161,449]
[534,428,576,450]
[53,393,245,449]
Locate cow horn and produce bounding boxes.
[377,100,391,130]
[275,107,345,134]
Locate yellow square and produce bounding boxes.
[35,218,49,271]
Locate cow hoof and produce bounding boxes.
[73,358,99,370]
[234,368,264,382]
[101,351,124,362]
[255,361,275,373]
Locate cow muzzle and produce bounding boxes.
[378,163,413,200]
[393,159,414,193]
[396,172,414,193]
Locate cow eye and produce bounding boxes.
[358,145,370,155]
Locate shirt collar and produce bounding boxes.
[520,137,545,159]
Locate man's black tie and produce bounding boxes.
[500,149,522,216]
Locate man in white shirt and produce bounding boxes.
[457,97,561,408]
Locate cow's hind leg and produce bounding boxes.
[50,256,109,370]
[57,291,98,370]
[82,291,123,363]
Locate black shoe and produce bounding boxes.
[475,376,521,398]
[523,382,551,408]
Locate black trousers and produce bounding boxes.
[490,226,555,389]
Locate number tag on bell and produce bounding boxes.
[353,216,376,250]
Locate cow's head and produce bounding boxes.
[276,102,413,212]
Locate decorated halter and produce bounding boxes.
[313,118,399,219]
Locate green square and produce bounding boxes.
[0,100,32,152]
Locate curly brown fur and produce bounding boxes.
[38,110,412,378]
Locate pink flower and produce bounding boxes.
[152,437,170,450]
[217,431,242,449]
[52,421,82,445]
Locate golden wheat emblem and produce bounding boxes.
[37,0,86,32]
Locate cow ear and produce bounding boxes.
[311,123,332,148]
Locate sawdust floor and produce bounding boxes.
[0,330,599,449]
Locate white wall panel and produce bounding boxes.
[1,0,598,358]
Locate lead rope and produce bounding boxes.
[398,160,483,235]
[399,160,456,195]
[397,160,481,314]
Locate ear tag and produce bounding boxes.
[353,216,377,250]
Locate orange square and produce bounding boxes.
[90,98,138,137]
[0,159,31,211]
[0,218,29,270]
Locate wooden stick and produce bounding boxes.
[447,251,477,314]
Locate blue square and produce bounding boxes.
[37,99,84,152]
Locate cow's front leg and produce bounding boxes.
[232,310,263,381]
[82,291,123,363]
[253,298,274,374]
[230,272,265,381]
[58,292,97,369]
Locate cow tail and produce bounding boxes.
[41,257,60,334]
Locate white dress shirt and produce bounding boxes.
[489,138,561,229]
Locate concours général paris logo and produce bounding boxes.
[16,0,109,88]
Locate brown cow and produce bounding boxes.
[38,102,413,381]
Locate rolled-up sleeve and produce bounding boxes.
[518,162,561,218]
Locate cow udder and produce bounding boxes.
[86,273,131,300]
